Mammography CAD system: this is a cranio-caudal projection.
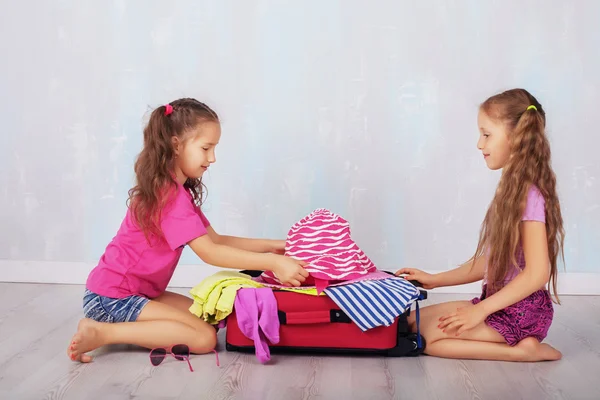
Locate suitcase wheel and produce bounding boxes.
[406,333,426,356]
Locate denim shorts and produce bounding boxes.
[83,288,150,323]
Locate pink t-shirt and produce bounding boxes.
[86,184,210,299]
[484,185,546,293]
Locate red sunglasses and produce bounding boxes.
[149,344,220,372]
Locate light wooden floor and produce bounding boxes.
[0,283,599,399]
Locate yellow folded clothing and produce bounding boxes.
[279,287,324,296]
[189,271,264,324]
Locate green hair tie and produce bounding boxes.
[527,105,537,111]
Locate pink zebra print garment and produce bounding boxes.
[260,209,377,292]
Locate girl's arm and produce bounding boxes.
[188,235,306,286]
[478,221,550,315]
[206,226,285,254]
[396,256,485,289]
[433,255,487,287]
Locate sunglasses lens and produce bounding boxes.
[150,348,167,366]
[172,344,190,361]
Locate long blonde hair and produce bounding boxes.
[472,89,565,303]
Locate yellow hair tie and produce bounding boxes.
[527,105,537,111]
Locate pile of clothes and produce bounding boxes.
[188,209,420,363]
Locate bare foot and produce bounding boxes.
[67,319,105,363]
[515,337,562,362]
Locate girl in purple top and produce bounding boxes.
[68,98,308,363]
[396,89,565,362]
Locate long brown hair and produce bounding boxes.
[127,98,219,241]
[473,89,565,303]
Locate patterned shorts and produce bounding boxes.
[83,288,150,323]
[471,284,554,346]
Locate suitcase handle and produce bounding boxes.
[278,309,352,325]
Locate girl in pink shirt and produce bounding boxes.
[396,89,564,362]
[67,98,308,363]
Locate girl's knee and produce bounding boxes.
[190,328,217,352]
[205,329,217,349]
[187,317,215,334]
[417,317,449,344]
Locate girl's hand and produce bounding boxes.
[269,240,286,255]
[438,303,488,336]
[272,255,309,287]
[394,268,438,289]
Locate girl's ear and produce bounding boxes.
[171,136,180,157]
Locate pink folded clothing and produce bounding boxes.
[234,288,280,364]
[261,209,378,292]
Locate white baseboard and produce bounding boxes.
[0,260,599,295]
[0,260,222,290]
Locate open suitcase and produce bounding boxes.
[225,270,427,357]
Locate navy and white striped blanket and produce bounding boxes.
[324,277,420,332]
